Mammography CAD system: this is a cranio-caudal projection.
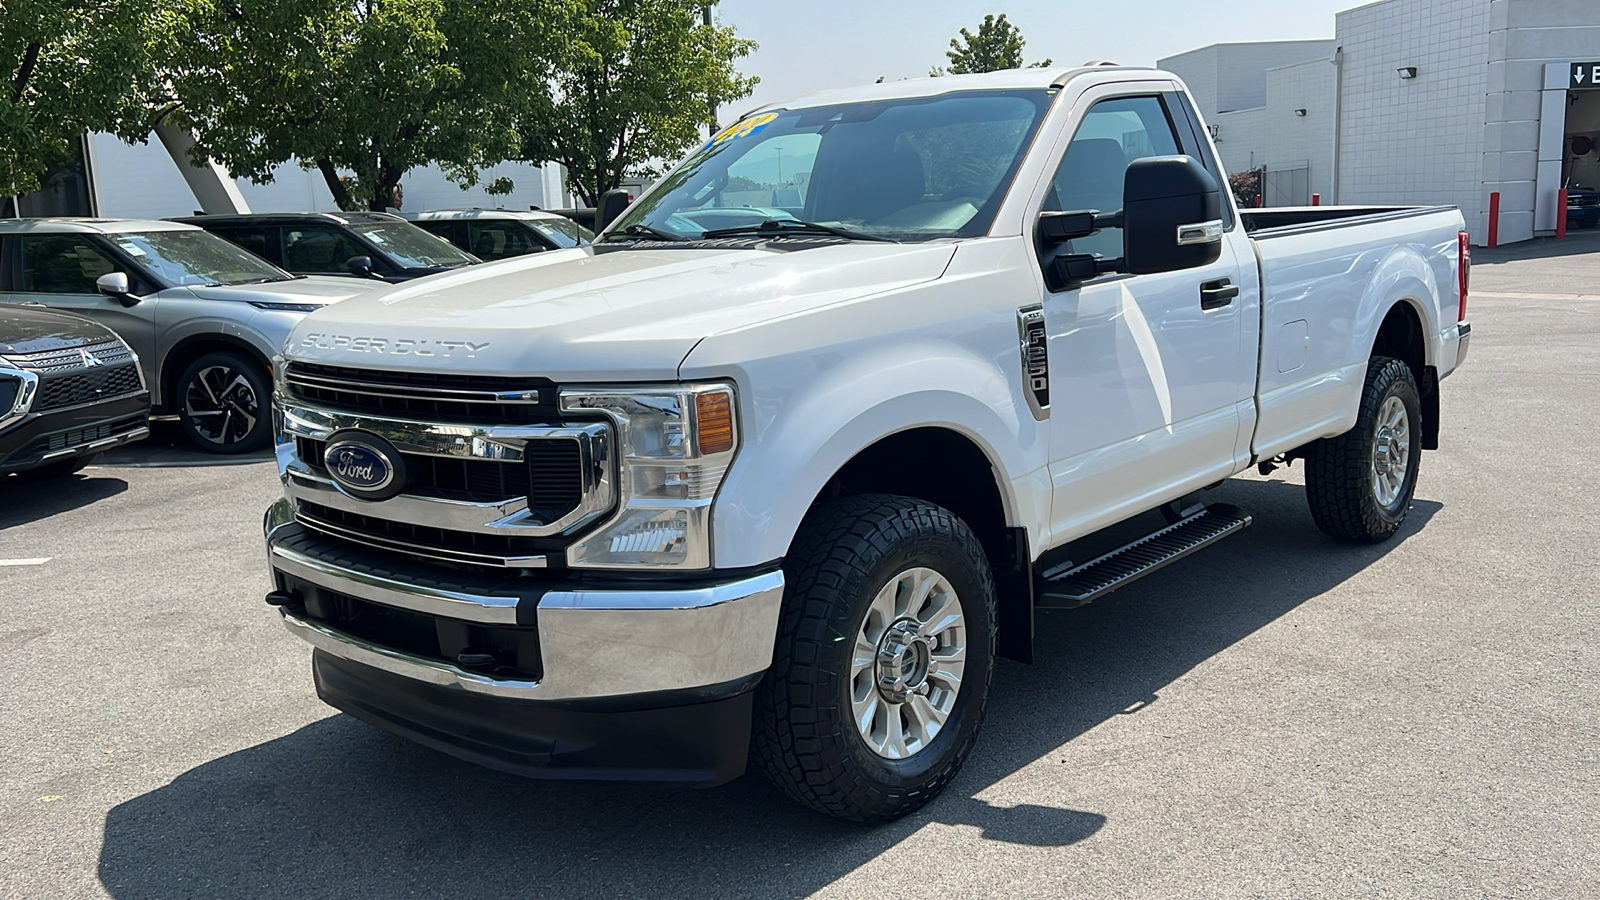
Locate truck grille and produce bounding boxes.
[295,500,562,569]
[283,363,558,423]
[35,363,144,411]
[295,436,582,516]
[0,338,134,373]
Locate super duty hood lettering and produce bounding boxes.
[300,333,490,358]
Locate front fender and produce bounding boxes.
[702,343,1048,570]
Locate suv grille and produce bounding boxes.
[0,338,133,373]
[283,362,558,423]
[36,363,143,411]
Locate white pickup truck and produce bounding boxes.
[261,65,1470,822]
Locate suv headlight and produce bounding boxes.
[560,383,738,569]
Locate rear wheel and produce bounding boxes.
[1305,356,1421,542]
[753,494,996,822]
[176,351,271,453]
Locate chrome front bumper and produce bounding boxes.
[264,498,784,703]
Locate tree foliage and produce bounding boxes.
[934,13,1050,76]
[517,0,757,207]
[167,0,565,211]
[1,0,163,196]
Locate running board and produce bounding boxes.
[1035,504,1252,609]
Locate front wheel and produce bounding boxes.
[753,494,996,822]
[1305,356,1422,542]
[176,351,272,454]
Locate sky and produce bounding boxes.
[716,0,1358,116]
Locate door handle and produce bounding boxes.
[1200,278,1239,310]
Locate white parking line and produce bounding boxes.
[0,558,52,567]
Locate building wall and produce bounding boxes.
[1263,59,1338,202]
[1334,0,1492,239]
[1212,108,1270,174]
[1215,41,1338,112]
[1489,0,1600,238]
[90,133,564,220]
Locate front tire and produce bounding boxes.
[176,351,271,454]
[753,494,996,823]
[1305,356,1422,542]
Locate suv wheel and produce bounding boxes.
[176,351,271,453]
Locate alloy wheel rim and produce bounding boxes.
[1370,395,1411,508]
[184,365,259,445]
[849,567,968,760]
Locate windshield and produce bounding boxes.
[608,89,1053,244]
[350,221,477,269]
[528,217,593,248]
[109,230,292,286]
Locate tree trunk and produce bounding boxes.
[316,158,354,211]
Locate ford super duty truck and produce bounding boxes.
[260,66,1471,823]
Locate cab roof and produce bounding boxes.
[0,217,200,235]
[744,64,1166,117]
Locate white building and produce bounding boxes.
[5,132,575,219]
[1162,0,1600,245]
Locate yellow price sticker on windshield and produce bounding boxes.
[708,112,779,148]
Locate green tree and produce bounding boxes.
[933,13,1051,76]
[167,0,566,211]
[1,0,164,196]
[517,0,757,207]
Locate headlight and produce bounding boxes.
[560,383,738,569]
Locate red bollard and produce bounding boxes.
[1488,191,1501,248]
[1558,189,1569,239]
[1312,193,1321,206]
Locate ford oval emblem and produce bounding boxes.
[323,432,406,500]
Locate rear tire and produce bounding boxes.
[752,494,996,823]
[176,351,271,453]
[1305,356,1421,542]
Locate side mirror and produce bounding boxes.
[95,272,140,307]
[1122,155,1223,276]
[596,189,633,233]
[345,255,375,278]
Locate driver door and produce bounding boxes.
[1038,91,1249,542]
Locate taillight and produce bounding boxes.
[1457,230,1470,322]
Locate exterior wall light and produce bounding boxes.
[1294,108,1308,117]
[1398,67,1418,79]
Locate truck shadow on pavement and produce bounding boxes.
[96,477,1439,899]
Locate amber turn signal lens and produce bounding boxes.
[694,390,735,454]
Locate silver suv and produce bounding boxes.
[0,219,380,453]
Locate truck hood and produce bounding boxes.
[0,305,117,356]
[186,275,376,305]
[284,243,957,380]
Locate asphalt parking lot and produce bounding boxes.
[2,238,1597,899]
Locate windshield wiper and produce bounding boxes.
[700,219,898,243]
[615,223,689,242]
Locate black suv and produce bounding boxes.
[170,212,479,282]
[1,306,150,477]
